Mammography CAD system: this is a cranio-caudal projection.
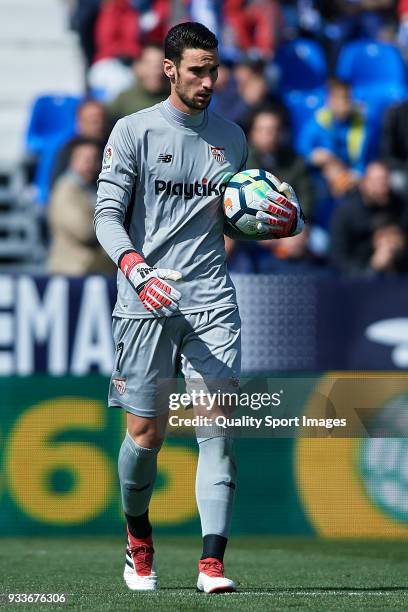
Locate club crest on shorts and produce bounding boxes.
[112,376,127,395]
[210,146,226,165]
[102,145,113,172]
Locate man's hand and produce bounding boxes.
[119,251,182,315]
[254,179,304,238]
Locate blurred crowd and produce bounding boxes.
[22,0,408,277]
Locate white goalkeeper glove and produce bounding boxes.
[254,177,305,238]
[119,251,182,316]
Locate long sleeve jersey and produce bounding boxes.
[95,99,248,318]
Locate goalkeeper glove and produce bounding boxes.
[119,251,182,316]
[255,178,305,238]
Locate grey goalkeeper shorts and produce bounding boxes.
[108,306,241,417]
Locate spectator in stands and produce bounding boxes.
[316,1,397,70]
[48,139,115,275]
[94,0,169,64]
[370,220,408,274]
[231,59,279,130]
[300,79,375,181]
[223,0,282,59]
[247,106,314,219]
[381,98,408,203]
[33,99,109,205]
[50,99,108,188]
[107,44,168,122]
[330,161,408,275]
[255,227,331,274]
[211,59,245,124]
[299,79,376,226]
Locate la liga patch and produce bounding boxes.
[102,145,113,172]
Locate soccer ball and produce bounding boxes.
[223,168,282,236]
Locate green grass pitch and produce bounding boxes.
[1,537,408,611]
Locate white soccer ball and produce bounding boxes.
[223,168,282,236]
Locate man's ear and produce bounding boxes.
[163,59,176,82]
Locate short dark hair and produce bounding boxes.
[248,103,289,133]
[328,78,351,94]
[68,136,101,160]
[76,98,104,117]
[164,22,218,65]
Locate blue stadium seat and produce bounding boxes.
[33,132,74,205]
[283,87,326,152]
[337,40,407,88]
[26,95,80,156]
[352,82,407,123]
[275,39,327,92]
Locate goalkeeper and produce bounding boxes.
[95,21,304,594]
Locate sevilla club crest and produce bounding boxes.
[210,146,226,165]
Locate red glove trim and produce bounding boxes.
[119,251,144,278]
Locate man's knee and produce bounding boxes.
[126,412,167,449]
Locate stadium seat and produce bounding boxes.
[275,39,327,92]
[25,95,80,156]
[283,87,326,151]
[336,40,407,88]
[352,82,407,123]
[33,132,74,205]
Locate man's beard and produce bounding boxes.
[175,85,212,111]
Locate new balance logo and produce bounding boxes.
[157,154,173,163]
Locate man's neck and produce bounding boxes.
[168,92,201,115]
[162,97,206,129]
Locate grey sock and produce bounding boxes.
[118,431,161,518]
[195,436,237,538]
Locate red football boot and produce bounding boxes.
[197,557,236,593]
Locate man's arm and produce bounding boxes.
[94,118,137,263]
[95,118,182,315]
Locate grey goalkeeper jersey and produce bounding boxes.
[95,99,248,318]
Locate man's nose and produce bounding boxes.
[202,76,213,90]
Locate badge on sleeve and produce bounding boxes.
[102,145,113,172]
